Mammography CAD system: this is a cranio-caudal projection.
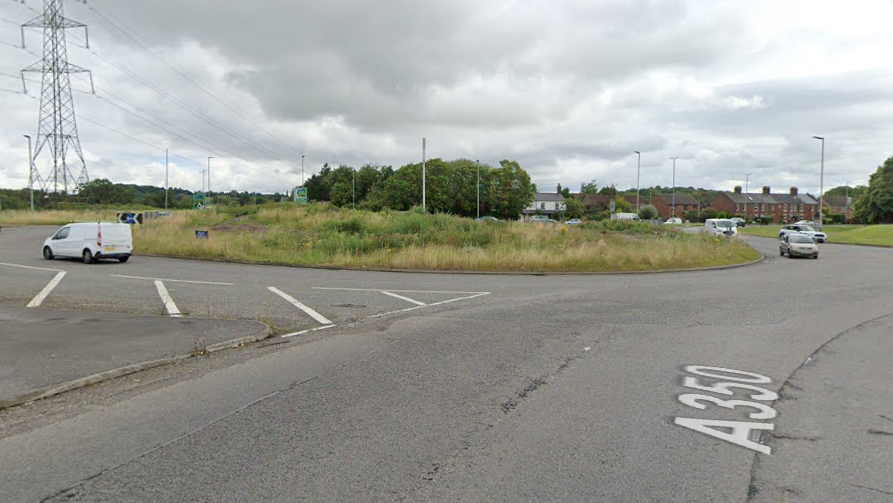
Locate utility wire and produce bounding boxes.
[86,0,306,160]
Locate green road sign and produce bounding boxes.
[193,192,205,210]
[294,187,308,204]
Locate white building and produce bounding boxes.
[523,193,566,219]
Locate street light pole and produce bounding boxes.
[207,157,214,205]
[634,151,641,212]
[301,155,305,187]
[813,136,825,225]
[744,173,751,222]
[165,148,169,210]
[476,159,480,219]
[422,138,426,212]
[669,157,679,219]
[352,168,356,209]
[24,135,34,212]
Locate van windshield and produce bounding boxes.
[715,220,734,229]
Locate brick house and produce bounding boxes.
[581,194,614,212]
[821,195,855,222]
[651,193,701,219]
[712,186,819,223]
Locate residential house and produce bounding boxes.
[580,194,616,213]
[712,186,818,223]
[523,192,566,219]
[651,193,701,219]
[820,195,855,222]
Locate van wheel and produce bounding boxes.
[43,246,54,260]
[118,256,130,263]
[82,249,96,264]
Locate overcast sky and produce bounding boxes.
[1,0,891,195]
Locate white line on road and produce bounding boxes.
[26,271,67,308]
[112,274,233,286]
[313,287,486,294]
[381,291,426,306]
[280,324,337,339]
[370,292,490,319]
[0,262,62,272]
[154,280,183,317]
[268,287,333,325]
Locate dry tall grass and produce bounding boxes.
[132,204,760,272]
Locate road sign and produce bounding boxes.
[294,187,308,204]
[195,230,209,239]
[193,193,205,210]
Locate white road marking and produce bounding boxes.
[112,274,233,286]
[313,287,486,294]
[0,262,62,272]
[154,280,183,317]
[381,291,426,306]
[268,287,333,325]
[370,292,490,319]
[26,271,67,308]
[280,324,337,339]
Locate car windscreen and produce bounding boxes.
[789,234,814,243]
[715,220,734,228]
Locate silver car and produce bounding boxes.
[780,232,819,259]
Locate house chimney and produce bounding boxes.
[557,183,562,194]
[762,186,771,195]
[790,187,798,195]
[734,186,742,194]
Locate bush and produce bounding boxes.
[717,211,729,219]
[638,205,658,220]
[827,214,846,224]
[700,209,719,220]
[684,210,701,223]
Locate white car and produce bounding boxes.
[665,217,683,225]
[610,213,641,221]
[704,218,738,237]
[43,222,133,263]
[779,224,827,243]
[780,232,819,259]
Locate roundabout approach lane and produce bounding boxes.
[1,232,890,502]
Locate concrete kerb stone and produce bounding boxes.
[0,322,271,411]
[134,252,766,276]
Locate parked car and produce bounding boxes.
[528,215,550,223]
[794,219,822,231]
[475,216,502,223]
[780,232,819,259]
[779,224,827,243]
[704,218,738,237]
[729,217,745,227]
[665,217,683,225]
[565,218,582,225]
[43,222,133,264]
[610,213,641,221]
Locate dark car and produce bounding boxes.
[729,217,745,227]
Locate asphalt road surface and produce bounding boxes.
[1,225,892,502]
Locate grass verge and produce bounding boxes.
[739,224,893,247]
[130,204,759,272]
[0,209,120,226]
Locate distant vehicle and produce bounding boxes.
[43,222,133,264]
[565,218,582,225]
[729,217,745,227]
[665,217,683,225]
[528,215,550,223]
[610,213,640,221]
[794,219,822,231]
[475,216,502,223]
[780,232,819,259]
[779,224,827,243]
[704,218,738,237]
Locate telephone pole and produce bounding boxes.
[21,0,95,194]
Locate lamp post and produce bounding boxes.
[813,136,824,225]
[476,159,481,219]
[845,180,852,223]
[669,157,679,218]
[24,135,34,212]
[422,138,426,212]
[743,173,751,222]
[634,151,641,213]
[207,157,214,205]
[164,149,169,210]
[301,155,305,187]
[352,167,356,209]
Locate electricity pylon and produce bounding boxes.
[21,0,94,194]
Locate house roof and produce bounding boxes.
[581,194,614,205]
[772,193,818,205]
[724,192,779,204]
[656,193,700,206]
[533,192,566,202]
[822,195,847,207]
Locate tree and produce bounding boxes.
[490,160,535,220]
[855,156,893,224]
[580,179,599,195]
[561,187,571,198]
[564,197,584,219]
[638,204,658,220]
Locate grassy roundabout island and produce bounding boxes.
[122,204,760,272]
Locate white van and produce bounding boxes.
[610,213,640,221]
[704,218,738,237]
[43,222,133,263]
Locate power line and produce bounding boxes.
[85,0,306,160]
